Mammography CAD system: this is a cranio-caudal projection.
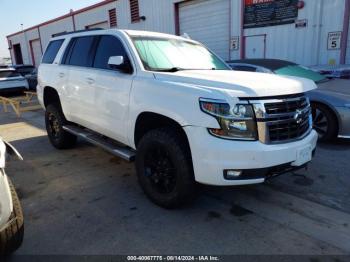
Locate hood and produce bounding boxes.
[317,79,350,95]
[154,70,317,98]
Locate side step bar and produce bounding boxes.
[63,125,136,162]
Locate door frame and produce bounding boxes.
[29,38,41,67]
[13,43,23,65]
[243,34,267,59]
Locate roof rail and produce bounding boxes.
[53,28,104,37]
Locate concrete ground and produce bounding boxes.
[1,108,350,255]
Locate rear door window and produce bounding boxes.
[231,65,257,72]
[0,70,21,78]
[67,36,96,67]
[93,35,129,70]
[42,40,64,64]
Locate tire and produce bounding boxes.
[45,104,77,149]
[311,103,338,142]
[136,128,196,208]
[0,179,24,256]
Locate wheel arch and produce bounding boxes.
[311,100,340,135]
[43,86,62,108]
[134,112,191,153]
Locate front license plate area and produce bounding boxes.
[292,146,312,167]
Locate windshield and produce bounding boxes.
[276,65,328,83]
[132,36,230,72]
[0,71,21,78]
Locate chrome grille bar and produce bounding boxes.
[248,94,312,144]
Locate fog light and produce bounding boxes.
[224,170,243,180]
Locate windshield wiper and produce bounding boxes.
[152,67,221,72]
[152,67,185,72]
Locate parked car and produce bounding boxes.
[227,59,350,142]
[10,65,35,77]
[0,68,29,94]
[10,65,37,90]
[310,64,350,79]
[0,138,24,256]
[24,68,38,90]
[37,30,318,208]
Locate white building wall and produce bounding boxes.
[7,0,349,66]
[243,0,345,66]
[39,17,74,52]
[74,2,117,30]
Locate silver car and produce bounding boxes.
[227,59,350,142]
[0,138,24,255]
[0,68,29,94]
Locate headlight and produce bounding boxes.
[199,98,257,140]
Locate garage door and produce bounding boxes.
[179,0,230,60]
[30,39,42,67]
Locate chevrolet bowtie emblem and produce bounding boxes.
[294,109,303,124]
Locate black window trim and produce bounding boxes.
[91,34,133,73]
[60,34,134,74]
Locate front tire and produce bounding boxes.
[45,104,77,149]
[0,179,24,256]
[136,128,196,208]
[311,103,338,142]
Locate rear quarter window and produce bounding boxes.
[42,39,64,64]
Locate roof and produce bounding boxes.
[7,0,117,38]
[51,28,195,43]
[227,59,297,71]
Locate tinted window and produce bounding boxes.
[68,36,96,67]
[0,70,21,78]
[93,36,128,70]
[42,40,64,64]
[231,65,257,72]
[16,66,35,76]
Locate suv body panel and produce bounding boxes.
[37,29,318,185]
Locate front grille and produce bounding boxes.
[250,94,312,144]
[264,97,309,114]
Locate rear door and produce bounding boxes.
[64,36,98,128]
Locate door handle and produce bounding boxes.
[86,78,95,84]
[59,72,65,78]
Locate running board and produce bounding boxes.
[63,125,136,162]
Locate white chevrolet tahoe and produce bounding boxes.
[37,29,318,208]
[0,139,24,255]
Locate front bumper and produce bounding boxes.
[184,127,318,186]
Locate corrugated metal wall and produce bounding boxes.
[7,0,349,66]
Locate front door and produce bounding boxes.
[244,35,266,59]
[90,35,134,145]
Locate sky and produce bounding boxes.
[0,0,102,58]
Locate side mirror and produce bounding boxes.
[108,56,133,74]
[108,56,124,67]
